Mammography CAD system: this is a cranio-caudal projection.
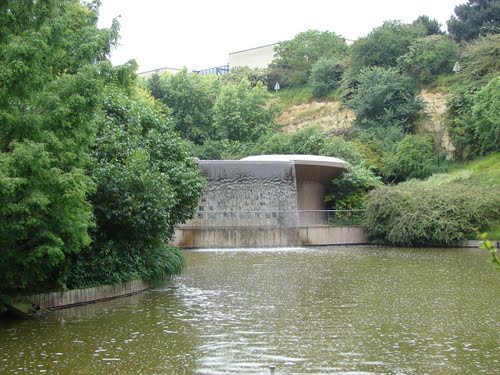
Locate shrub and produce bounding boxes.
[269,30,348,87]
[381,135,438,182]
[365,172,500,245]
[310,57,344,97]
[471,76,500,156]
[347,67,423,132]
[349,20,427,72]
[397,35,460,84]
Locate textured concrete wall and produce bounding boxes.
[186,161,299,228]
[173,227,302,248]
[173,226,367,248]
[299,226,368,246]
[20,280,150,309]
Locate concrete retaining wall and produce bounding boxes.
[173,227,302,248]
[299,226,368,246]
[173,225,367,248]
[19,280,150,309]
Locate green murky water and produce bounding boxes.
[1,246,499,374]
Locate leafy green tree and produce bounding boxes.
[470,76,500,156]
[413,15,444,35]
[269,30,348,87]
[252,127,365,165]
[397,35,460,84]
[147,69,220,144]
[347,67,423,131]
[348,21,426,72]
[67,84,205,288]
[309,57,344,97]
[213,80,276,142]
[0,0,118,294]
[446,34,500,159]
[326,164,382,210]
[447,0,500,42]
[381,135,438,182]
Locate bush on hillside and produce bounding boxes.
[471,76,500,155]
[365,172,500,246]
[381,135,438,182]
[397,35,460,84]
[347,67,423,132]
[310,57,344,97]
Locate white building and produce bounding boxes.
[229,43,278,70]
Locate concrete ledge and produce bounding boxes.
[173,225,367,248]
[299,226,368,246]
[18,279,151,310]
[173,227,301,248]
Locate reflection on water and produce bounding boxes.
[1,246,499,374]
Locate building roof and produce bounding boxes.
[240,154,349,168]
[240,154,349,183]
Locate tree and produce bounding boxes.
[67,83,206,288]
[447,0,500,42]
[348,21,427,72]
[381,135,438,183]
[397,35,460,84]
[269,30,348,87]
[310,57,344,97]
[470,76,500,156]
[346,67,423,132]
[213,80,276,142]
[413,15,444,35]
[0,0,118,294]
[446,34,500,159]
[146,69,220,144]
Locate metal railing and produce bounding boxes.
[179,210,365,229]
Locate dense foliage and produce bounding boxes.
[346,67,423,131]
[447,0,500,42]
[0,1,205,295]
[447,34,500,160]
[146,69,220,144]
[397,35,460,84]
[269,30,348,88]
[365,162,500,246]
[0,0,116,294]
[348,21,426,72]
[381,135,438,183]
[309,57,344,97]
[213,80,276,142]
[66,82,205,288]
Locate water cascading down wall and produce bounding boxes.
[175,160,302,247]
[172,155,371,248]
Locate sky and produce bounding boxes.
[97,0,465,73]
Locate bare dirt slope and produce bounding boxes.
[276,91,454,157]
[276,101,355,135]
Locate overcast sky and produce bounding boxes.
[97,0,465,73]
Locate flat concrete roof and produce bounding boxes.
[240,155,349,183]
[241,154,349,168]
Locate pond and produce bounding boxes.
[1,246,499,374]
